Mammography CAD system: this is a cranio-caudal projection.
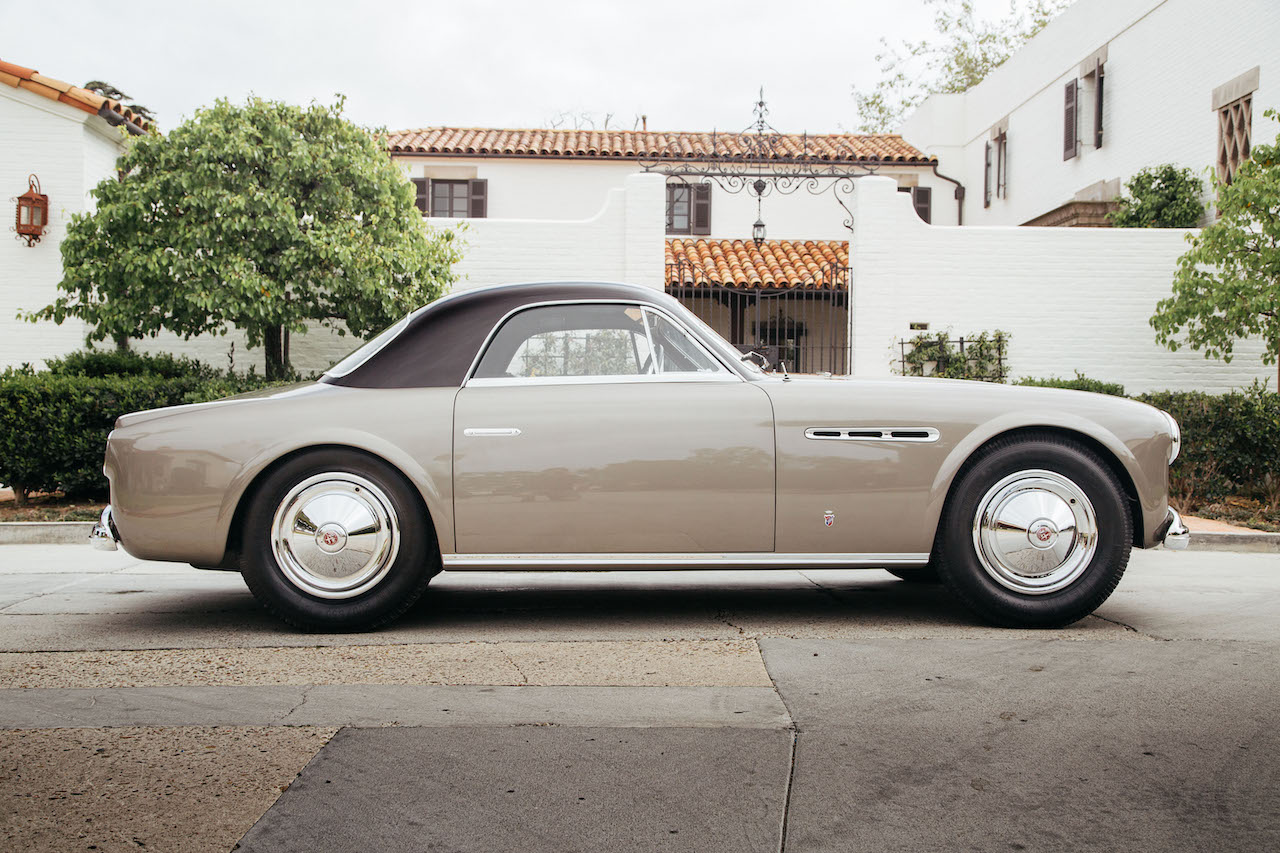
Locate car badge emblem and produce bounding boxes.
[322,531,340,547]
[1035,526,1052,543]
[823,510,835,527]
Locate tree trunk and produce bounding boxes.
[263,325,288,380]
[12,485,28,508]
[113,333,130,352]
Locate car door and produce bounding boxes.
[452,301,775,555]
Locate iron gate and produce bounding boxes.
[667,273,850,375]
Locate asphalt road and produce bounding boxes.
[0,545,1277,852]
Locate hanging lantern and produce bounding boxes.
[15,175,48,247]
[752,217,767,249]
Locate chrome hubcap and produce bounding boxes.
[972,469,1098,595]
[271,473,399,599]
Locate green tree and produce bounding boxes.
[1108,164,1204,228]
[26,97,461,379]
[1151,110,1280,387]
[852,0,1068,133]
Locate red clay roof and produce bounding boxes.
[388,127,932,164]
[666,239,848,290]
[0,58,153,134]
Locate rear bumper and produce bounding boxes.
[89,505,120,551]
[1158,507,1190,550]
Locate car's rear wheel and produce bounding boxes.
[937,436,1131,627]
[240,449,437,631]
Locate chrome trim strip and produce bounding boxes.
[90,505,119,552]
[442,552,932,570]
[462,427,523,437]
[461,299,741,388]
[804,427,940,443]
[467,374,737,388]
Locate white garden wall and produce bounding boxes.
[850,176,1273,393]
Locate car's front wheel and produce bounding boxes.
[937,436,1131,627]
[240,450,437,631]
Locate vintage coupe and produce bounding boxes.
[92,281,1188,630]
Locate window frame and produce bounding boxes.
[410,178,488,218]
[464,300,741,388]
[665,182,712,235]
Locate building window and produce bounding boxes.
[1090,61,1105,148]
[898,186,932,223]
[1217,95,1252,185]
[410,178,487,218]
[984,130,1008,207]
[666,183,711,235]
[1064,79,1079,160]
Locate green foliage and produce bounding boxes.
[899,330,1009,382]
[25,96,462,379]
[1151,110,1280,381]
[1137,383,1280,511]
[0,356,284,504]
[1016,371,1126,396]
[852,0,1068,132]
[43,349,219,380]
[1108,164,1204,228]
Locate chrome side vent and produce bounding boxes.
[805,427,940,443]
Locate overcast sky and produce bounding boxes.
[4,0,1022,135]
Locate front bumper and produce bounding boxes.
[90,505,120,551]
[1159,508,1190,550]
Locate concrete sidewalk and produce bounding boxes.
[0,547,1278,851]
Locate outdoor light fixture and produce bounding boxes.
[15,175,48,247]
[752,217,767,248]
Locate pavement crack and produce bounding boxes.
[797,571,847,606]
[714,610,747,636]
[278,685,316,723]
[499,645,529,685]
[777,727,799,853]
[1091,614,1167,641]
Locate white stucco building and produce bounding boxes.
[901,0,1280,227]
[0,58,151,370]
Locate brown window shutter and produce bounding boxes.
[1064,80,1078,160]
[692,184,712,235]
[468,179,487,218]
[984,142,992,208]
[913,187,932,224]
[411,178,429,214]
[1094,63,1105,148]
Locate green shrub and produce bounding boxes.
[44,349,220,380]
[0,369,287,504]
[1137,383,1280,509]
[1016,372,1126,397]
[899,331,1009,382]
[1108,164,1204,228]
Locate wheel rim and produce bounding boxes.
[270,472,400,600]
[971,469,1098,595]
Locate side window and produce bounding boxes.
[472,304,727,381]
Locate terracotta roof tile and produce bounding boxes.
[387,127,932,164]
[666,239,848,290]
[0,57,153,134]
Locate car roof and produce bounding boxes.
[324,281,682,389]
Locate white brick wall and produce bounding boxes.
[901,0,1280,226]
[850,176,1273,393]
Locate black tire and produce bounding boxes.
[240,449,438,631]
[887,566,941,584]
[936,435,1131,628]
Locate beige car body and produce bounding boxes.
[104,358,1176,571]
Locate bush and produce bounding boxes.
[44,349,220,381]
[898,331,1009,382]
[1136,383,1280,510]
[0,362,287,504]
[1108,164,1204,228]
[1016,372,1126,397]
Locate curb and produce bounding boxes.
[0,522,95,545]
[2,522,1279,553]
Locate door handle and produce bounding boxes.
[463,428,522,437]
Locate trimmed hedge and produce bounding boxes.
[1136,384,1280,509]
[1016,372,1126,397]
[0,351,284,504]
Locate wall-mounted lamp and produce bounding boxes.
[15,175,48,247]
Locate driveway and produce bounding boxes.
[0,546,1277,851]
